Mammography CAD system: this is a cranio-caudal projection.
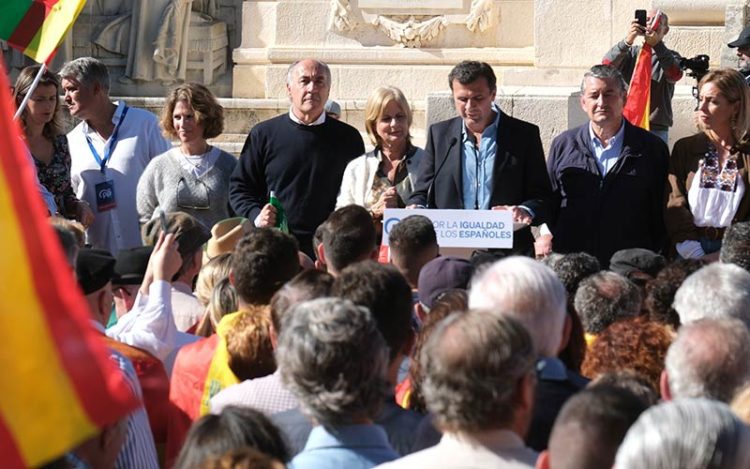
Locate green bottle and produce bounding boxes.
[269,191,289,233]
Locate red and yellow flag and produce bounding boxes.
[623,44,653,130]
[0,0,86,63]
[0,58,139,467]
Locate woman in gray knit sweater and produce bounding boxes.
[137,83,236,229]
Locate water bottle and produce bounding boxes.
[269,191,289,233]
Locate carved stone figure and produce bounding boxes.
[93,0,222,84]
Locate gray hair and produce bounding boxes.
[674,263,750,328]
[277,298,389,424]
[665,318,750,402]
[286,59,331,87]
[59,57,110,93]
[574,271,641,334]
[421,310,535,432]
[615,399,750,469]
[468,256,567,356]
[720,221,750,273]
[581,64,628,94]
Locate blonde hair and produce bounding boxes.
[364,86,413,147]
[731,384,750,425]
[195,253,233,307]
[698,69,750,144]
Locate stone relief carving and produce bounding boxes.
[465,0,498,32]
[329,0,358,32]
[93,0,227,85]
[328,0,499,47]
[372,15,448,48]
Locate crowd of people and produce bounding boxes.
[16,8,750,468]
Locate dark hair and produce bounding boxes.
[174,406,290,468]
[225,308,276,381]
[388,215,438,285]
[644,259,705,328]
[312,220,329,263]
[407,290,468,412]
[448,61,496,92]
[14,65,63,140]
[333,261,413,361]
[548,385,648,469]
[198,447,285,469]
[547,252,601,297]
[231,228,300,305]
[270,269,334,334]
[559,308,587,373]
[720,221,750,273]
[574,271,641,334]
[590,371,659,407]
[322,205,376,272]
[161,82,224,140]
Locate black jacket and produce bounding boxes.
[547,120,669,267]
[408,113,553,254]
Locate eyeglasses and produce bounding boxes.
[176,177,211,210]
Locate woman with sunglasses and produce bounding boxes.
[137,83,236,229]
[14,65,95,225]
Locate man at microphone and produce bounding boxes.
[408,61,553,256]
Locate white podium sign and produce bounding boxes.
[382,209,514,249]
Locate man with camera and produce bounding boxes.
[602,10,682,144]
[728,26,750,85]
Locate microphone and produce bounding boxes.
[427,137,458,209]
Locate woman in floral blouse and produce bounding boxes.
[13,65,94,226]
[666,68,750,259]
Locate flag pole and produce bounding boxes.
[13,62,46,120]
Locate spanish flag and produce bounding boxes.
[0,57,139,467]
[0,0,86,64]
[623,44,652,130]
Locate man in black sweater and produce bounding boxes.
[229,59,365,256]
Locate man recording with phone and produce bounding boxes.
[603,9,683,144]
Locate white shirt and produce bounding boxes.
[171,281,205,332]
[106,280,177,362]
[68,101,170,253]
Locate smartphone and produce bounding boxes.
[159,210,169,234]
[635,9,647,28]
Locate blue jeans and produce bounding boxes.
[651,128,669,146]
[699,237,722,255]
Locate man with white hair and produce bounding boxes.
[673,263,750,328]
[615,399,750,469]
[661,318,750,403]
[468,256,587,451]
[62,57,170,253]
[229,59,365,257]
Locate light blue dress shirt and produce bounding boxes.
[289,423,398,469]
[588,120,625,176]
[462,106,500,210]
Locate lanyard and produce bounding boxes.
[86,105,129,173]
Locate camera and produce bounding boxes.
[679,54,710,81]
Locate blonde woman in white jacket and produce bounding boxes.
[336,86,424,221]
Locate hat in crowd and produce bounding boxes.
[418,256,473,309]
[729,26,750,48]
[112,246,153,285]
[141,212,211,258]
[609,248,666,278]
[205,217,251,260]
[325,99,341,119]
[76,248,116,295]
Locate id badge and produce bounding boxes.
[95,179,117,212]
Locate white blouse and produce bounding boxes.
[688,166,745,228]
